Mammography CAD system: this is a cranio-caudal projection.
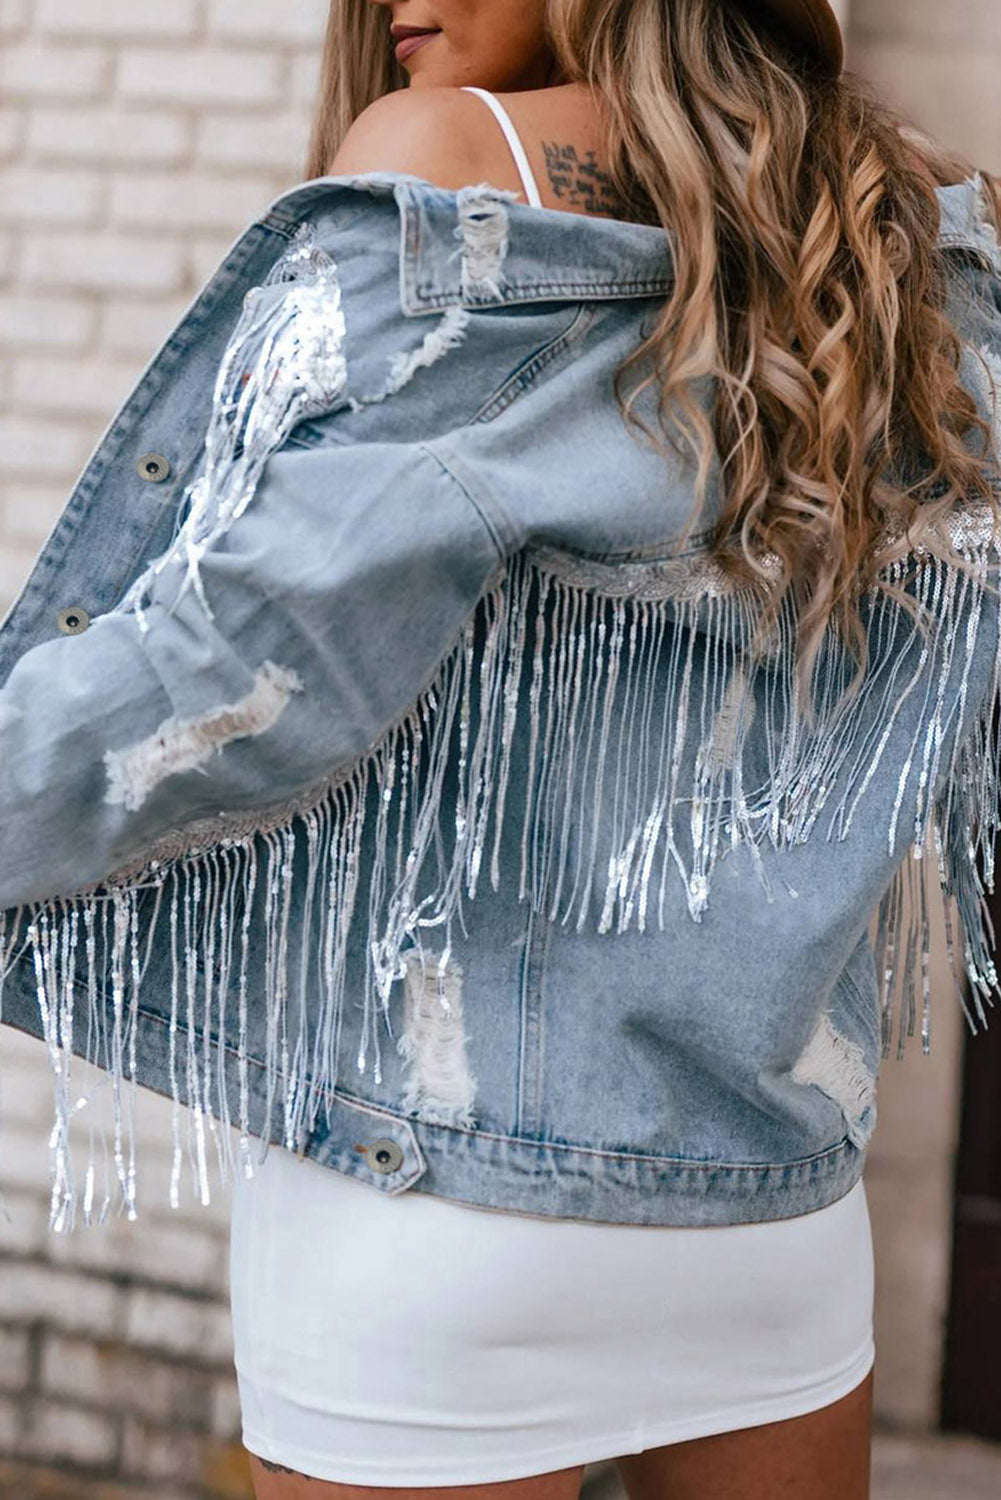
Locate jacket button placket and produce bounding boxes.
[56,606,90,636]
[136,452,171,483]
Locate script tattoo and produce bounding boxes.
[542,141,620,216]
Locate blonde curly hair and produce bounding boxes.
[306,0,1001,718]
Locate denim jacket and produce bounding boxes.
[2,168,1000,1234]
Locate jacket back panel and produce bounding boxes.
[0,172,998,1229]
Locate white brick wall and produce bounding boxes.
[0,1,327,1493]
[26,105,190,164]
[116,47,284,109]
[0,1,998,1493]
[35,0,202,40]
[0,1024,253,1494]
[0,0,327,563]
[0,43,109,100]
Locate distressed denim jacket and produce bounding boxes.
[2,169,1001,1234]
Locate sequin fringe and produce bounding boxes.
[117,218,350,627]
[5,187,1001,1231]
[6,507,1000,1231]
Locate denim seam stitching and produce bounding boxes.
[132,998,855,1177]
[419,443,511,558]
[471,301,597,424]
[412,280,671,308]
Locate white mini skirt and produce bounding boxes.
[228,1146,875,1487]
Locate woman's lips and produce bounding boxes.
[394,30,440,62]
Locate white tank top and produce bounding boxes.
[459,86,545,206]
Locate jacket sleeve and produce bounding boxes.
[0,439,503,908]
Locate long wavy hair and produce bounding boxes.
[305,0,1001,715]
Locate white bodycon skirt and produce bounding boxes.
[228,1147,875,1486]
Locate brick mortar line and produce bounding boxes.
[0,1250,232,1306]
[19,1383,229,1433]
[30,1333,237,1380]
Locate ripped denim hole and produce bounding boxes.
[104,661,303,813]
[791,1010,877,1149]
[397,951,478,1129]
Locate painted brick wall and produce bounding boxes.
[1,1,1000,1492]
[0,2,328,1492]
[0,1028,249,1496]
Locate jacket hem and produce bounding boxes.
[338,1103,870,1227]
[0,945,868,1230]
[0,971,870,1230]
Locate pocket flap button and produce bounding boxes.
[365,1138,404,1174]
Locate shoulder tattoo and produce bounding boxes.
[541,140,620,216]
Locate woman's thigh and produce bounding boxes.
[613,1369,873,1500]
[247,1456,587,1500]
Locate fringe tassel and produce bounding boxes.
[9,515,1001,1231]
[117,219,350,626]
[7,187,1001,1230]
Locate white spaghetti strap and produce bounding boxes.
[460,86,544,208]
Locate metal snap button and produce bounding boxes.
[56,606,90,636]
[365,1138,404,1174]
[136,452,170,483]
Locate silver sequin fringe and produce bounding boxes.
[3,188,1001,1232]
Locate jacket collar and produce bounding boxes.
[394,178,678,312]
[262,169,676,311]
[935,173,1001,273]
[259,169,1001,314]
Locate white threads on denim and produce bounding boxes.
[13,495,1001,1231]
[348,184,513,410]
[103,662,303,813]
[347,304,472,411]
[16,190,1001,1229]
[380,304,472,395]
[117,221,350,627]
[455,183,515,299]
[397,951,477,1128]
[792,1011,877,1150]
[704,663,756,774]
[112,190,513,619]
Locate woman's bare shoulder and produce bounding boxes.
[325,82,611,209]
[326,86,502,190]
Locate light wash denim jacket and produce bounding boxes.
[2,169,1001,1233]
